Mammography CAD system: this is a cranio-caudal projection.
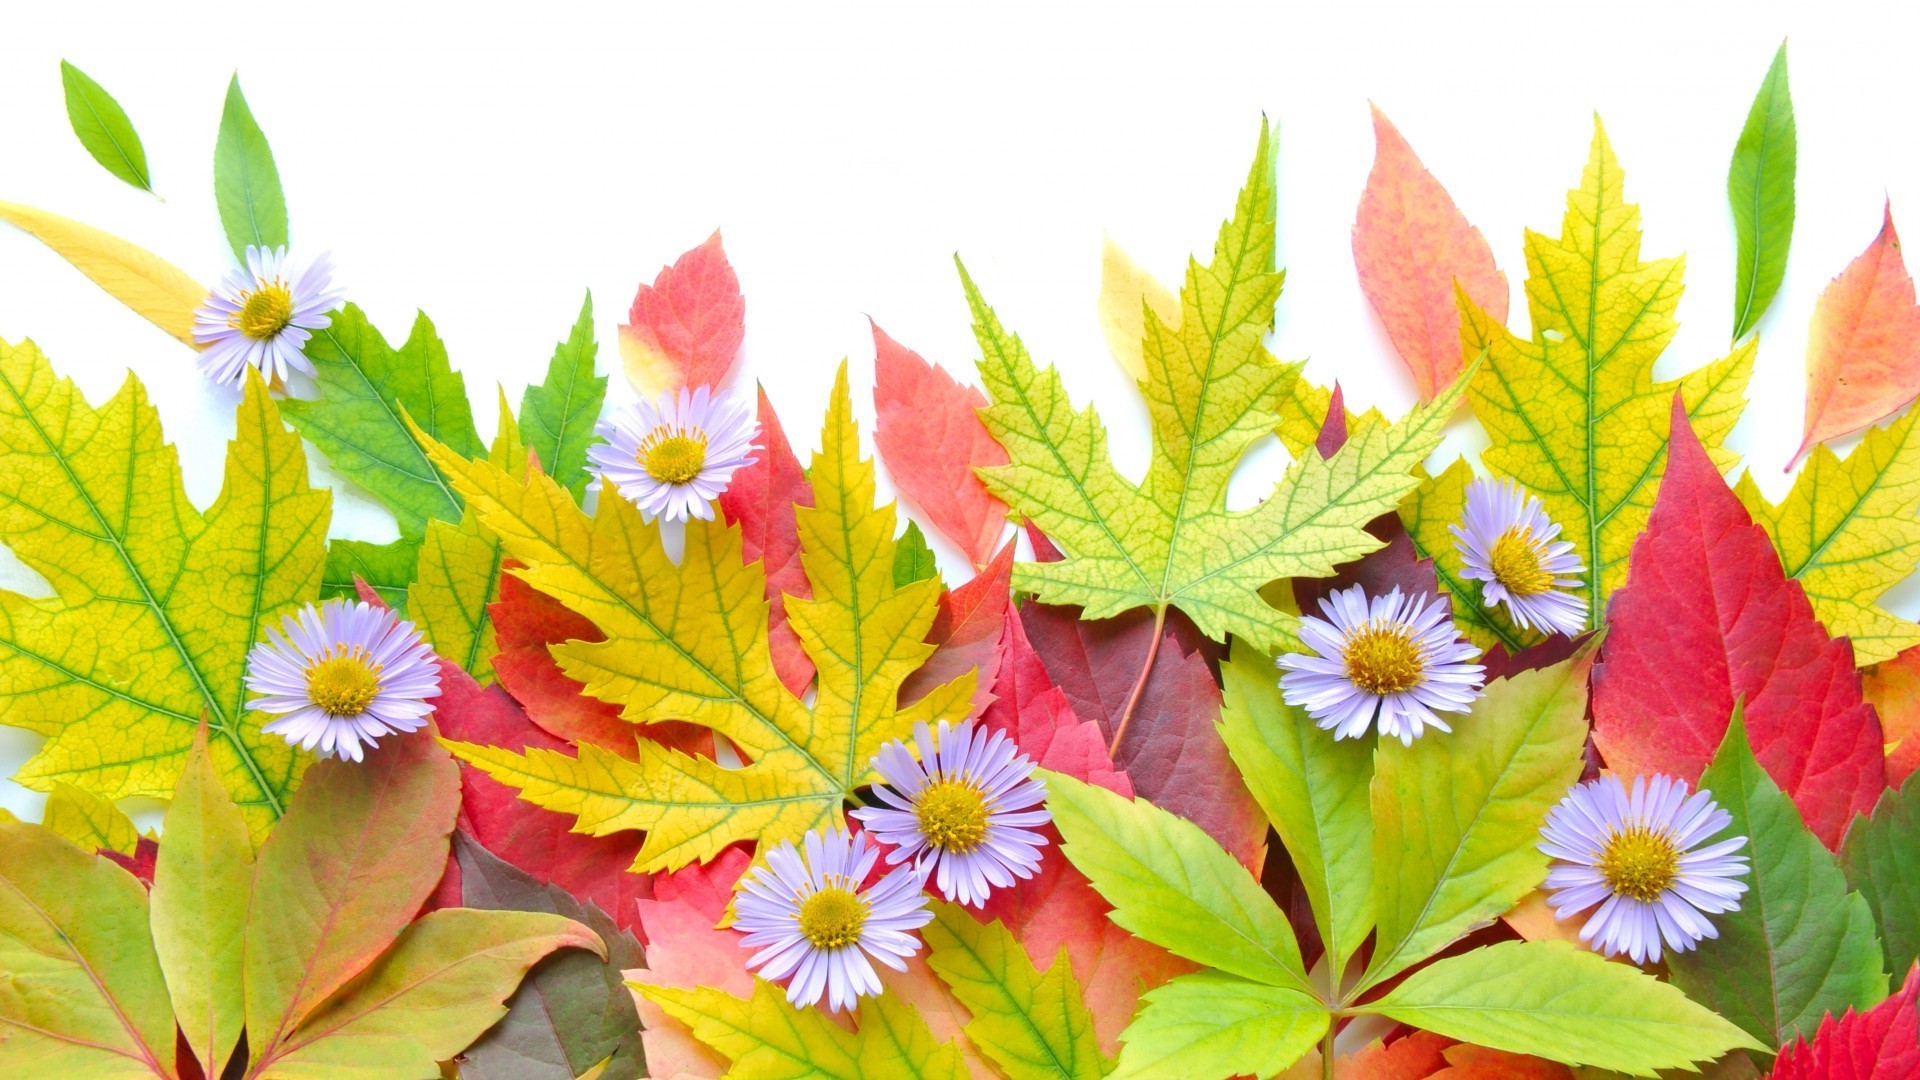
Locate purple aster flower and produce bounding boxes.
[245,599,442,762]
[587,386,758,522]
[1450,476,1589,637]
[1276,584,1484,744]
[851,719,1051,907]
[192,245,344,390]
[734,828,933,1012]
[1539,773,1750,965]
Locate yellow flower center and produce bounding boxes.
[304,645,383,717]
[1489,526,1553,597]
[915,779,991,853]
[797,886,868,949]
[235,282,295,340]
[638,429,708,485]
[1598,826,1681,903]
[1343,623,1426,696]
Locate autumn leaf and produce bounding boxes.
[639,981,970,1079]
[428,363,974,871]
[1796,203,1920,462]
[1862,645,1920,787]
[717,386,816,696]
[488,570,655,755]
[0,200,206,346]
[904,540,1015,720]
[0,343,324,834]
[620,230,745,397]
[40,781,144,857]
[1353,104,1508,398]
[1729,41,1796,342]
[1736,406,1920,665]
[628,850,755,1077]
[1592,396,1886,849]
[873,320,1011,567]
[1460,118,1755,626]
[1097,234,1181,383]
[1768,963,1919,1079]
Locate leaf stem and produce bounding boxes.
[1321,1016,1337,1080]
[1109,604,1169,753]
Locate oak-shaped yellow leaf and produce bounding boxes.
[1736,407,1920,666]
[427,364,974,872]
[0,342,326,836]
[973,122,1465,653]
[637,981,971,1080]
[1459,120,1755,628]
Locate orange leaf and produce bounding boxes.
[619,231,745,398]
[1862,644,1920,788]
[1797,203,1920,463]
[1353,105,1508,399]
[1434,1044,1576,1079]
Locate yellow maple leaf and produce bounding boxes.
[425,364,974,872]
[1459,119,1755,625]
[1735,407,1920,666]
[637,981,971,1079]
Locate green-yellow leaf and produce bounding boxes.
[214,74,288,263]
[1734,407,1920,666]
[1461,119,1755,627]
[1107,973,1325,1080]
[1842,770,1920,978]
[406,402,525,682]
[0,345,324,835]
[892,520,939,587]
[922,902,1110,1080]
[519,291,607,500]
[1096,233,1180,384]
[1360,939,1765,1076]
[636,981,970,1080]
[0,201,205,346]
[59,60,154,193]
[1730,41,1796,342]
[40,781,142,856]
[428,363,974,871]
[1362,652,1592,989]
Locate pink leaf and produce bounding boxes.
[619,231,745,397]
[901,540,1015,718]
[717,386,815,696]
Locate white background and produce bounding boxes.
[0,0,1916,820]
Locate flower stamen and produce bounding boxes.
[796,885,868,949]
[1342,623,1427,695]
[638,428,709,484]
[1597,825,1681,903]
[1489,526,1554,597]
[914,778,991,853]
[234,281,296,340]
[304,645,383,717]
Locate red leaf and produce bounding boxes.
[1592,395,1886,848]
[717,386,814,696]
[1478,633,1592,686]
[1353,105,1509,400]
[1433,1044,1577,1078]
[1769,963,1920,1079]
[871,321,1011,567]
[900,540,1014,719]
[629,854,754,1078]
[492,570,638,754]
[1797,203,1920,464]
[982,605,1130,796]
[101,836,158,889]
[1862,644,1920,788]
[1293,513,1439,614]
[619,230,745,397]
[1316,383,1352,458]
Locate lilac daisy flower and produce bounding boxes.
[1539,773,1750,965]
[851,720,1051,907]
[587,386,758,522]
[192,245,345,390]
[1276,584,1484,744]
[1450,476,1589,637]
[244,599,442,763]
[734,828,933,1012]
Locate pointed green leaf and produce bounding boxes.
[406,407,524,682]
[520,291,607,499]
[922,902,1109,1080]
[214,74,287,262]
[59,61,152,193]
[638,981,971,1079]
[1730,41,1796,342]
[322,536,418,611]
[1108,973,1325,1080]
[893,520,940,587]
[1843,772,1920,978]
[40,781,141,856]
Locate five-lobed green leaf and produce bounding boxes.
[1842,771,1920,979]
[59,60,153,193]
[214,74,289,263]
[1108,973,1325,1080]
[922,902,1110,1080]
[1729,41,1796,342]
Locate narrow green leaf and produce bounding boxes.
[1219,637,1373,975]
[1729,41,1796,341]
[1362,653,1591,989]
[520,291,607,499]
[922,902,1109,1080]
[1044,770,1310,994]
[1669,708,1889,1050]
[1108,973,1325,1080]
[1843,771,1920,977]
[214,74,288,262]
[1362,940,1765,1076]
[58,61,153,193]
[322,536,419,612]
[893,520,940,586]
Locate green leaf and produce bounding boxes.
[1107,972,1325,1080]
[150,728,252,1079]
[520,291,607,499]
[214,74,288,263]
[322,536,419,612]
[1362,652,1592,989]
[40,781,141,856]
[1843,771,1920,978]
[1729,41,1796,342]
[58,61,153,193]
[893,519,940,587]
[0,819,177,1076]
[281,304,482,539]
[1668,708,1889,1050]
[922,902,1110,1080]
[1218,637,1373,975]
[1361,939,1765,1076]
[1044,770,1309,994]
[638,981,971,1079]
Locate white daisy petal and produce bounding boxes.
[1451,476,1590,637]
[192,246,345,390]
[1275,584,1484,743]
[244,598,442,761]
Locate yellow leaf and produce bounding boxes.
[40,782,142,856]
[1097,234,1181,384]
[0,200,205,347]
[1460,119,1754,625]
[0,342,326,835]
[1736,407,1920,666]
[426,363,974,872]
[636,981,971,1080]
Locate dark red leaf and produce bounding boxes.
[900,540,1014,718]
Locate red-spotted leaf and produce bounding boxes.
[1592,395,1886,848]
[717,385,815,695]
[1797,204,1920,463]
[872,320,1011,567]
[901,540,1014,718]
[1769,964,1919,1079]
[1353,105,1509,399]
[619,231,745,397]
